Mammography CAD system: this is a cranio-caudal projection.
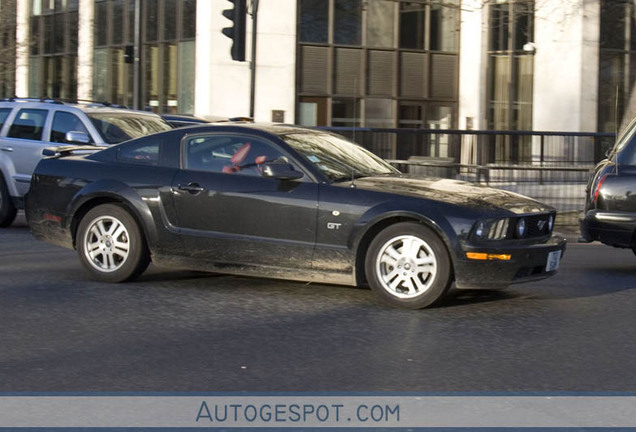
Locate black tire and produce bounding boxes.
[365,222,452,309]
[0,174,17,227]
[76,204,150,282]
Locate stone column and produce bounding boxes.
[77,0,95,100]
[15,0,29,97]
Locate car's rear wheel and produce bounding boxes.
[76,204,149,282]
[0,174,17,227]
[365,222,452,309]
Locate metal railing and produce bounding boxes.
[319,127,617,226]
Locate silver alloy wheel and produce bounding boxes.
[82,215,131,273]
[375,234,437,299]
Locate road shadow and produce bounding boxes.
[436,287,516,308]
[131,266,524,309]
[136,267,225,283]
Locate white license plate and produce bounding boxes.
[546,250,562,272]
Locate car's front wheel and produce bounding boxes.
[365,222,452,309]
[76,204,150,282]
[0,174,17,227]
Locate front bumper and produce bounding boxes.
[579,209,636,248]
[454,234,567,289]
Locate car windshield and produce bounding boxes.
[88,113,172,144]
[281,131,400,181]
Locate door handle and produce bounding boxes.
[178,182,205,194]
[0,147,13,152]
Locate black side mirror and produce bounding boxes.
[261,162,304,180]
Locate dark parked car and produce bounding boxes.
[26,124,566,309]
[160,114,209,128]
[581,117,636,251]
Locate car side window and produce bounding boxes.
[7,109,47,141]
[184,135,288,176]
[117,140,160,166]
[0,108,11,132]
[50,111,91,144]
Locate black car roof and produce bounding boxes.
[174,122,323,137]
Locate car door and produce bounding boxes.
[171,132,319,269]
[49,110,94,144]
[2,108,50,196]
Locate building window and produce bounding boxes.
[598,0,636,133]
[486,0,534,163]
[93,0,135,106]
[334,0,362,45]
[29,0,79,99]
[297,0,459,136]
[93,0,196,113]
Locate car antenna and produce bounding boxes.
[350,77,357,188]
[615,84,620,176]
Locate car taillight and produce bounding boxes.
[593,174,607,207]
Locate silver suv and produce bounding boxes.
[0,98,172,226]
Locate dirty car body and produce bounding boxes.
[26,124,566,308]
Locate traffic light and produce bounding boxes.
[221,0,247,62]
[124,45,134,64]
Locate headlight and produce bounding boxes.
[548,215,554,232]
[516,218,526,238]
[475,221,486,238]
[473,218,509,240]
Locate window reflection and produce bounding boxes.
[430,4,458,52]
[489,3,509,51]
[182,0,197,39]
[145,0,158,42]
[163,0,177,41]
[367,0,395,48]
[334,0,362,45]
[332,98,361,127]
[400,2,425,50]
[366,99,394,128]
[300,0,328,43]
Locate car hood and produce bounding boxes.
[346,176,552,215]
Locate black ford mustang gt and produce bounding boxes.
[25,124,566,309]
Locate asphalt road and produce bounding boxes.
[1,214,635,392]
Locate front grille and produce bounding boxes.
[488,219,509,240]
[507,214,554,239]
[525,214,553,238]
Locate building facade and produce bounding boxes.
[0,1,632,139]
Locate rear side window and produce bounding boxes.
[0,108,11,132]
[7,109,48,141]
[50,111,91,143]
[117,140,160,166]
